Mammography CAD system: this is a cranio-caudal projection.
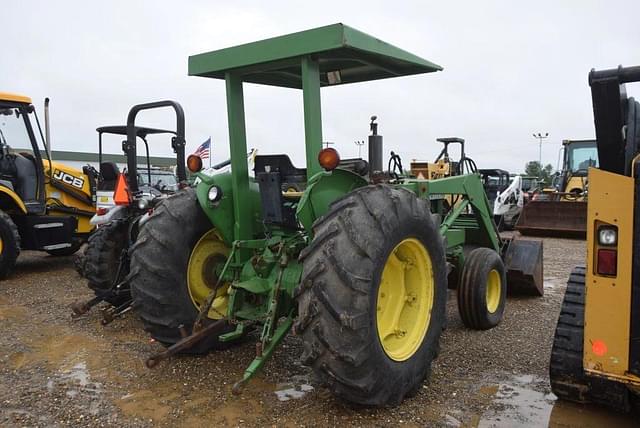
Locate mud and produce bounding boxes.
[0,239,637,426]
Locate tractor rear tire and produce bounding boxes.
[0,211,20,279]
[129,188,235,354]
[82,220,130,307]
[295,185,447,406]
[457,247,506,330]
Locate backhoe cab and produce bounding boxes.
[0,92,95,278]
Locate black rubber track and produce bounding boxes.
[128,188,235,354]
[0,210,20,279]
[294,184,448,406]
[549,266,631,411]
[457,247,506,330]
[82,220,130,306]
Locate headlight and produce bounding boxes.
[208,185,222,203]
[598,226,617,246]
[137,198,149,210]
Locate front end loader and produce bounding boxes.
[516,139,597,238]
[128,24,544,406]
[550,65,640,412]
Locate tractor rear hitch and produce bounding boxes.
[70,296,102,317]
[145,319,229,368]
[101,300,134,325]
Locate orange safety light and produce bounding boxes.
[113,173,131,206]
[187,154,203,173]
[318,147,340,171]
[592,339,608,357]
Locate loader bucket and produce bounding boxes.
[504,238,544,296]
[515,200,587,239]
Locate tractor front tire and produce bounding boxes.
[0,211,20,279]
[82,220,130,306]
[295,185,448,406]
[457,247,506,330]
[129,188,235,354]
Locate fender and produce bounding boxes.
[90,205,127,226]
[296,169,367,234]
[0,185,27,214]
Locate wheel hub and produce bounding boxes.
[486,269,501,313]
[376,238,434,361]
[187,229,230,319]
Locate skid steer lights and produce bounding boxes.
[187,154,203,173]
[208,185,222,202]
[598,226,617,246]
[318,148,340,171]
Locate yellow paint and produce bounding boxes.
[0,186,27,214]
[584,167,635,377]
[187,229,230,319]
[0,92,32,104]
[42,160,94,234]
[486,269,501,313]
[376,238,434,361]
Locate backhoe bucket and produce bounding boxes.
[504,238,544,296]
[515,200,587,238]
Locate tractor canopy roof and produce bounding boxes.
[188,23,442,88]
[97,125,177,138]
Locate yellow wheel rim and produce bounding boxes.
[486,269,501,314]
[376,238,434,361]
[187,229,230,319]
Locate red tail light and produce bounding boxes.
[96,207,108,216]
[597,248,617,276]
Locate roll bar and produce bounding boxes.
[125,100,186,193]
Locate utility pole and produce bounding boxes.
[532,132,549,168]
[354,140,365,158]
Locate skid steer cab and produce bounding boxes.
[0,92,96,279]
[125,24,544,407]
[72,101,187,323]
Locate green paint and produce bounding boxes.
[302,56,323,179]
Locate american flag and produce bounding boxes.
[193,138,211,159]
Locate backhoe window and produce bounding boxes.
[0,107,34,151]
[569,146,598,172]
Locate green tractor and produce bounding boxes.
[128,24,543,406]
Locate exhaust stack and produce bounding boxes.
[368,115,383,174]
[44,98,52,163]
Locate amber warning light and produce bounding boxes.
[318,148,340,171]
[187,154,203,173]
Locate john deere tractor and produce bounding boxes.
[0,92,95,278]
[128,24,543,406]
[550,65,640,412]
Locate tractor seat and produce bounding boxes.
[254,155,306,228]
[99,162,120,191]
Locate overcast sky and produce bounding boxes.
[3,0,640,173]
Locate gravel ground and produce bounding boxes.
[0,236,632,427]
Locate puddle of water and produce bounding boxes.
[47,361,104,415]
[274,375,314,401]
[478,374,638,428]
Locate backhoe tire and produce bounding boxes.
[46,239,83,257]
[294,185,447,406]
[129,188,235,354]
[457,247,506,330]
[0,211,20,279]
[82,220,129,307]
